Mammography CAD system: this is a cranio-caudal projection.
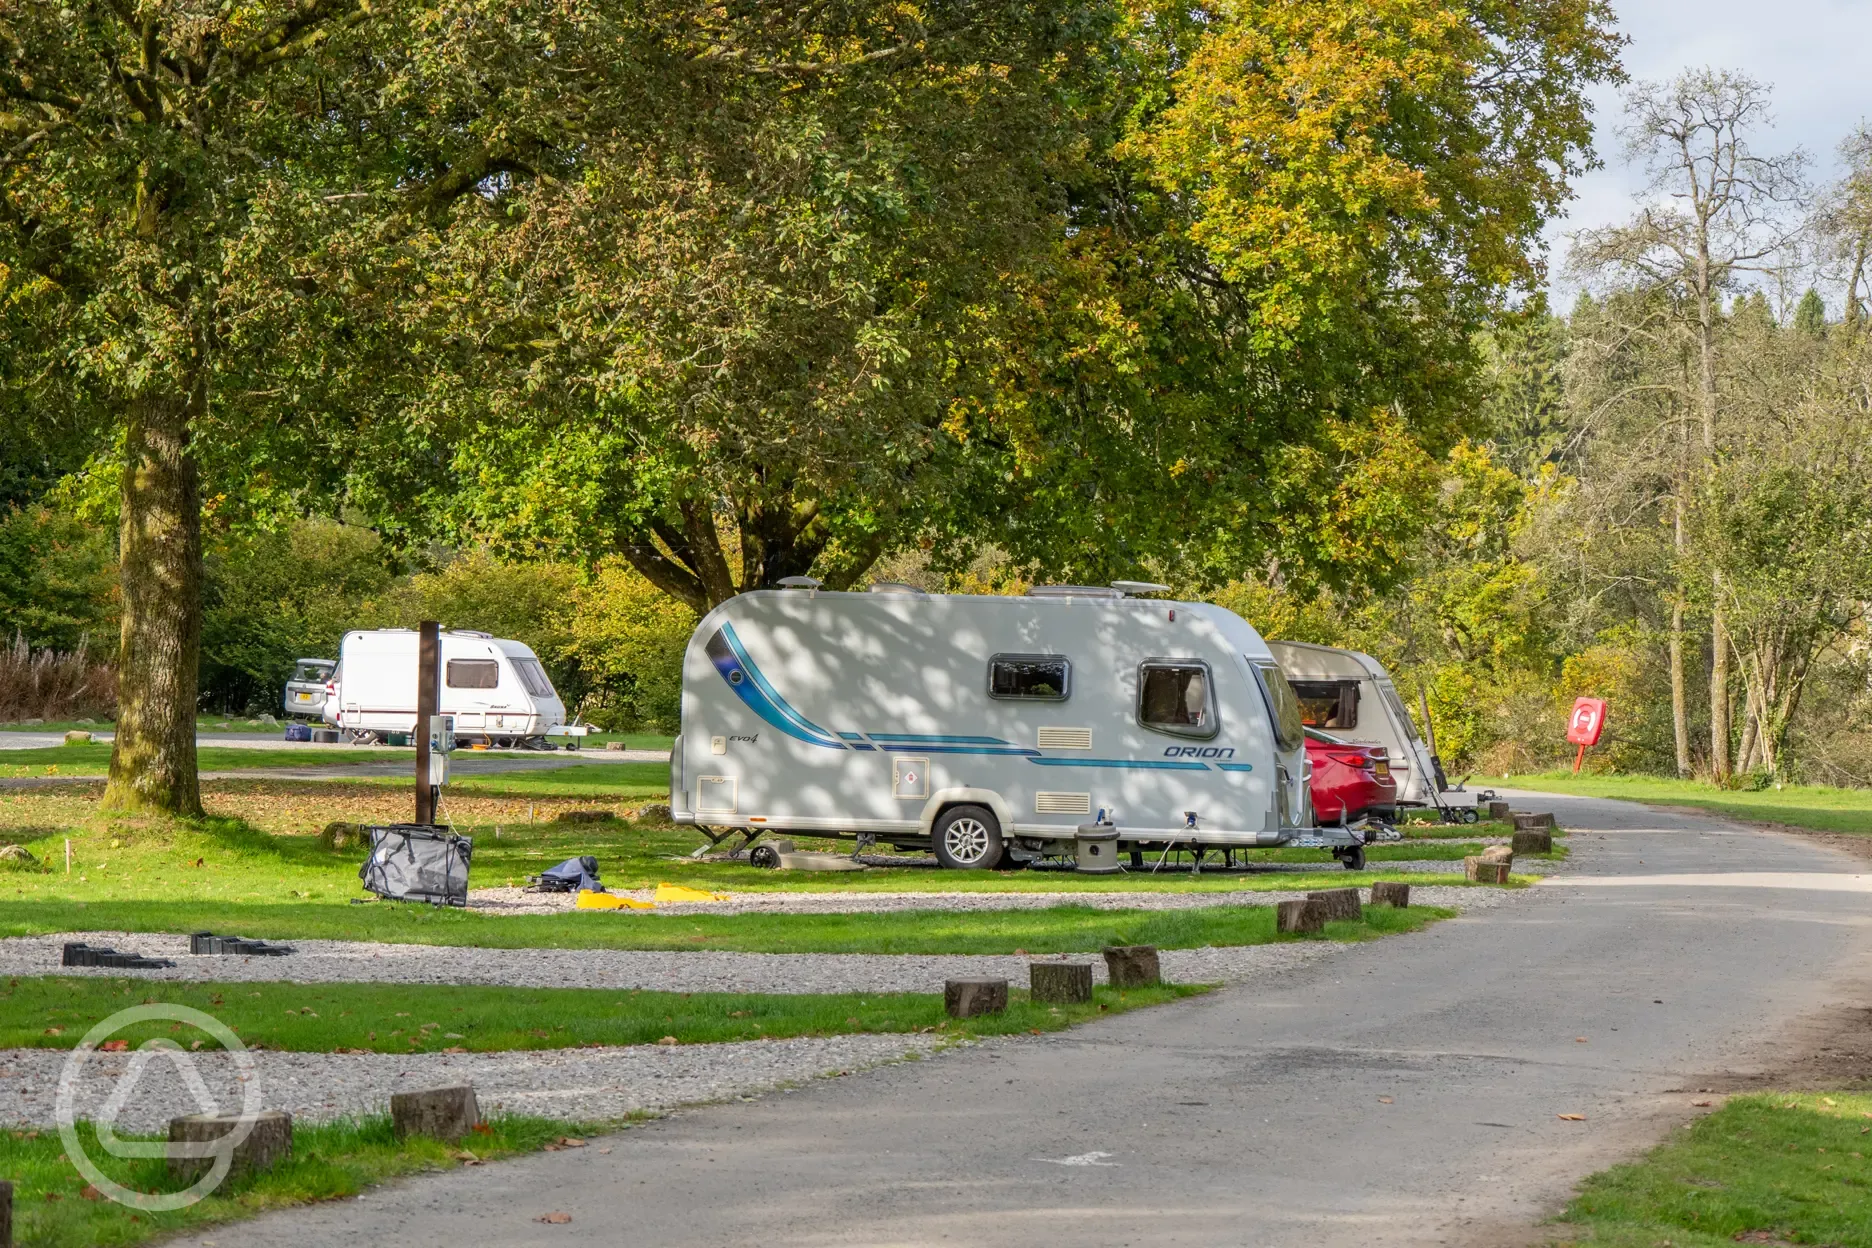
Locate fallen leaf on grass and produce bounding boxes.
[1557,1114,1587,1121]
[99,1040,128,1052]
[536,1212,572,1224]
[656,1036,679,1046]
[80,1184,103,1200]
[42,1027,60,1036]
[442,1046,467,1054]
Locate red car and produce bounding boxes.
[1305,728,1398,825]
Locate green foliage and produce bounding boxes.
[0,505,117,652]
[200,520,397,712]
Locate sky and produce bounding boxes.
[1541,0,1872,302]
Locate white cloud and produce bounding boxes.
[1541,0,1872,298]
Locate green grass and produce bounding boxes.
[1504,773,1872,837]
[433,761,670,797]
[0,975,1206,1051]
[0,744,412,778]
[1,1113,606,1248]
[0,892,1450,952]
[1551,1092,1872,1247]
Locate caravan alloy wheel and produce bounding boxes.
[932,805,1004,870]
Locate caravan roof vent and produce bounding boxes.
[867,582,921,594]
[447,629,494,638]
[1111,581,1172,597]
[1026,585,1124,599]
[776,576,823,590]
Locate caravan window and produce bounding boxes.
[513,657,556,698]
[447,659,499,689]
[1377,680,1423,743]
[1291,679,1360,729]
[1251,661,1307,752]
[1137,661,1216,737]
[988,655,1070,701]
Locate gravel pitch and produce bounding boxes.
[0,1033,945,1131]
[465,876,1542,916]
[0,927,1359,994]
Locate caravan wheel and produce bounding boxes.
[932,805,1004,871]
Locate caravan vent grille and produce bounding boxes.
[1037,727,1093,750]
[695,775,738,815]
[1035,791,1092,815]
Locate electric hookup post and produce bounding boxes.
[1567,697,1608,773]
[415,621,441,825]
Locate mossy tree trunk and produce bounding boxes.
[101,389,203,816]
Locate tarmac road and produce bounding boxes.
[227,791,1872,1248]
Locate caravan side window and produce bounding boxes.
[1251,661,1307,752]
[446,659,499,689]
[513,658,557,698]
[988,655,1071,701]
[1291,679,1360,729]
[1137,661,1216,738]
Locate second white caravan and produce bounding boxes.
[324,629,566,747]
[1265,640,1449,810]
[673,584,1374,869]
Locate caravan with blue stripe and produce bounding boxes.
[674,585,1384,871]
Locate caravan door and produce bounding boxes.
[1250,660,1311,827]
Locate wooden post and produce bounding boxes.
[1512,811,1556,831]
[1029,962,1094,1005]
[1465,857,1511,884]
[1511,829,1553,855]
[1487,800,1511,821]
[1370,881,1410,908]
[1276,899,1324,933]
[1306,888,1362,922]
[391,1084,481,1142]
[168,1110,293,1182]
[944,978,1008,1018]
[414,620,440,825]
[0,1178,11,1248]
[1101,945,1161,988]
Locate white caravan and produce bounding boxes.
[323,629,566,746]
[672,584,1375,870]
[1265,640,1448,809]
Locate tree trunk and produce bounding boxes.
[101,390,203,816]
[1709,595,1731,782]
[1669,456,1692,777]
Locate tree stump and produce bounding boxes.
[1510,829,1553,855]
[944,978,1009,1018]
[1465,857,1511,884]
[1479,844,1514,866]
[167,1110,293,1182]
[1306,888,1362,922]
[1276,899,1325,934]
[1101,945,1162,988]
[1369,881,1411,908]
[1487,800,1511,821]
[1,1178,11,1248]
[1511,811,1555,830]
[1029,962,1094,1005]
[391,1084,481,1142]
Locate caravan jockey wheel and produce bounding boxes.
[932,805,1004,871]
[1339,844,1367,871]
